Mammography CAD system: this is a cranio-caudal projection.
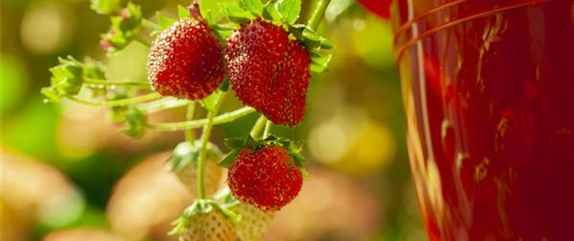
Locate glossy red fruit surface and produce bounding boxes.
[147,18,225,100]
[228,145,303,211]
[226,19,311,126]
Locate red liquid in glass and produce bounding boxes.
[392,0,574,240]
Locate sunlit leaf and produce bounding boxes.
[276,0,301,24]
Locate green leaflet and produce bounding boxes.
[122,106,147,138]
[219,3,255,22]
[276,0,301,24]
[177,5,192,19]
[169,199,240,235]
[90,0,121,15]
[242,0,264,17]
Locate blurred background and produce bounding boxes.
[0,0,427,240]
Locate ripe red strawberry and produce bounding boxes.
[147,7,224,100]
[231,203,275,241]
[225,18,311,126]
[356,0,392,19]
[227,144,303,211]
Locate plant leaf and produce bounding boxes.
[218,149,240,168]
[156,12,176,30]
[177,5,191,19]
[123,106,147,138]
[242,0,264,17]
[219,3,255,23]
[201,91,220,112]
[244,134,259,149]
[263,3,282,21]
[310,54,332,73]
[276,0,301,24]
[90,0,121,15]
[225,138,245,150]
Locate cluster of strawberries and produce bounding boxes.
[146,1,330,240]
[147,4,314,127]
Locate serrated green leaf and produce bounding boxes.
[110,105,128,122]
[43,56,84,101]
[225,138,245,150]
[218,149,240,168]
[90,0,121,15]
[101,2,142,54]
[242,0,264,16]
[123,107,147,138]
[178,5,192,19]
[264,4,282,21]
[276,0,301,24]
[83,59,106,80]
[219,3,255,23]
[156,12,177,30]
[204,9,216,26]
[41,87,60,102]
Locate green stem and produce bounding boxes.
[263,120,272,138]
[67,92,162,107]
[185,102,196,143]
[250,115,267,138]
[139,98,189,113]
[84,79,150,88]
[148,106,256,131]
[197,92,227,199]
[307,0,332,30]
[135,34,151,47]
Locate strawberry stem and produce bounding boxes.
[250,115,267,138]
[147,106,256,130]
[67,92,162,107]
[139,98,189,112]
[84,79,150,88]
[185,102,197,143]
[307,0,332,30]
[197,91,227,199]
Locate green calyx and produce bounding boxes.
[169,141,223,172]
[218,134,308,177]
[100,2,142,55]
[169,199,241,235]
[42,56,106,102]
[218,0,332,73]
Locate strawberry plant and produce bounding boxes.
[42,0,333,240]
